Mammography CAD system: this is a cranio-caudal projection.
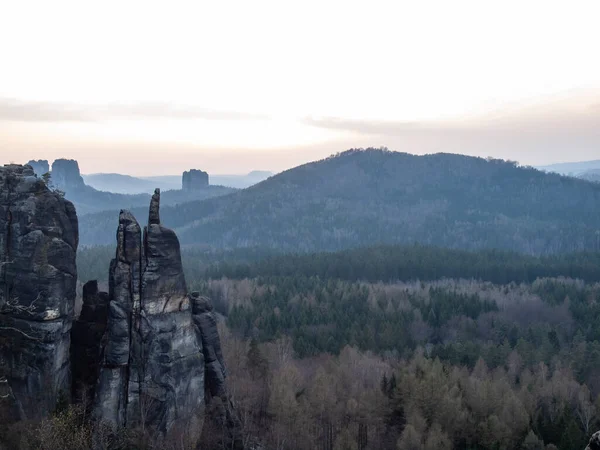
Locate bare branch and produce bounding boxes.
[0,291,43,316]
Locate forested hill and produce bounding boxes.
[79,148,600,254]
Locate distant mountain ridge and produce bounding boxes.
[83,170,273,194]
[579,169,600,183]
[79,148,600,255]
[25,158,235,215]
[537,159,600,176]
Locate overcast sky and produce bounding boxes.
[1,0,599,175]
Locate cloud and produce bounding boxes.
[299,89,600,165]
[301,116,424,135]
[0,98,269,122]
[302,89,600,139]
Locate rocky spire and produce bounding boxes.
[182,169,209,191]
[93,189,204,442]
[148,188,161,225]
[0,164,78,419]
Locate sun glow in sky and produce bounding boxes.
[1,0,599,174]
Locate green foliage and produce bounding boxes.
[205,245,600,285]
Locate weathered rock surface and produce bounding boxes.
[94,189,206,443]
[26,160,49,177]
[51,159,85,192]
[192,293,244,450]
[587,431,600,450]
[182,169,209,191]
[0,164,78,419]
[0,169,241,444]
[71,280,108,404]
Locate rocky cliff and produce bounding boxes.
[0,164,78,419]
[182,169,209,191]
[0,168,241,447]
[51,159,85,191]
[90,189,242,447]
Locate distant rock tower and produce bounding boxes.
[182,169,209,191]
[26,160,50,177]
[51,159,85,191]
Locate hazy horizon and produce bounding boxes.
[1,1,599,175]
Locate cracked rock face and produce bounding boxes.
[0,164,78,419]
[94,189,205,441]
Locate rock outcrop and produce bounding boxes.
[71,280,108,404]
[93,189,233,445]
[0,164,78,419]
[182,169,209,191]
[192,293,244,450]
[0,169,241,445]
[26,160,49,177]
[587,432,600,450]
[51,159,85,192]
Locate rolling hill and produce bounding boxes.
[78,148,600,254]
[537,159,600,176]
[83,170,273,194]
[579,169,600,183]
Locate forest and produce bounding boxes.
[60,244,600,449]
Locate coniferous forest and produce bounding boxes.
[69,242,600,449]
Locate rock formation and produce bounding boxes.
[26,160,49,177]
[587,432,600,450]
[0,164,78,419]
[92,189,241,446]
[192,293,244,449]
[0,169,241,446]
[51,158,85,192]
[71,280,108,404]
[182,169,209,191]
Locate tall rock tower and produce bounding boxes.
[182,169,209,191]
[51,159,85,192]
[0,164,78,419]
[90,189,243,448]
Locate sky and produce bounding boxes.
[1,0,599,175]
